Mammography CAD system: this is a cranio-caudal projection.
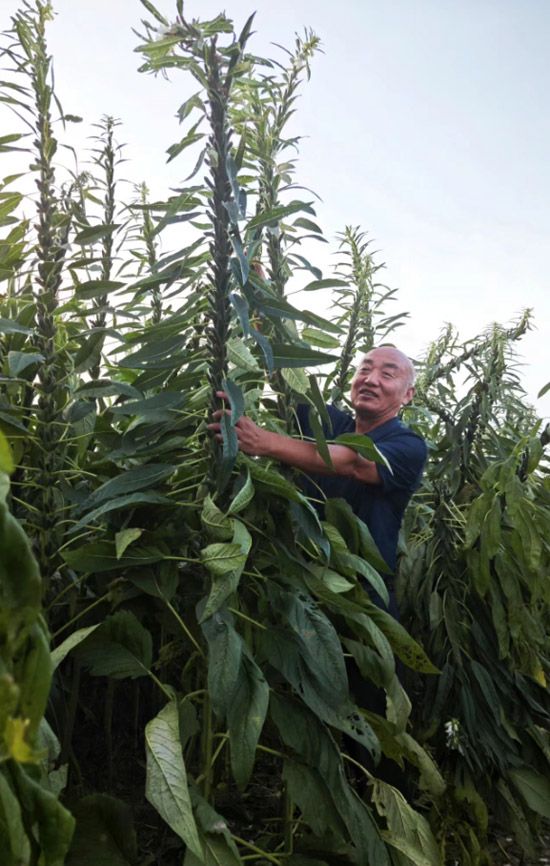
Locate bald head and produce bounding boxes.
[359,347,416,387]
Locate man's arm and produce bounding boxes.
[209,402,381,486]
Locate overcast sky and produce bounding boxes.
[2,0,549,417]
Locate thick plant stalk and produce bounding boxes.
[90,115,119,378]
[13,1,71,587]
[204,39,232,408]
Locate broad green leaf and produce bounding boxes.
[281,366,309,395]
[74,223,119,244]
[115,528,143,559]
[71,492,170,533]
[66,794,136,866]
[0,317,32,335]
[333,433,391,470]
[186,789,243,866]
[200,542,247,578]
[308,407,333,469]
[307,374,332,429]
[62,541,165,572]
[227,336,259,371]
[51,625,100,670]
[145,701,202,860]
[0,431,14,474]
[372,778,440,866]
[302,278,349,291]
[228,653,269,789]
[365,603,439,674]
[86,464,176,507]
[11,763,75,866]
[7,351,43,377]
[222,377,244,424]
[301,327,341,349]
[76,611,153,679]
[246,200,313,230]
[201,495,233,541]
[227,471,254,515]
[309,564,354,593]
[201,611,243,719]
[245,459,308,504]
[537,381,550,399]
[74,280,125,300]
[108,391,186,417]
[201,522,252,620]
[282,759,346,839]
[271,342,336,369]
[508,768,550,819]
[0,770,31,863]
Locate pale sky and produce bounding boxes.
[2,0,549,417]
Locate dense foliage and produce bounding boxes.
[0,2,548,865]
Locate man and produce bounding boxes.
[211,346,427,788]
[210,345,427,611]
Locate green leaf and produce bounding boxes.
[246,200,314,231]
[76,611,153,679]
[62,541,165,573]
[145,701,202,860]
[227,471,255,515]
[308,407,333,469]
[371,778,440,866]
[11,763,75,866]
[0,431,14,474]
[201,611,243,719]
[301,327,341,349]
[86,464,175,507]
[271,343,336,368]
[201,495,233,541]
[537,381,550,399]
[365,603,439,674]
[51,625,101,670]
[0,317,32,335]
[282,759,346,839]
[0,772,31,864]
[201,542,247,578]
[185,791,243,865]
[281,366,309,395]
[115,528,143,559]
[71,492,170,533]
[302,278,349,291]
[7,351,43,377]
[333,433,391,470]
[222,377,244,424]
[201,522,252,620]
[74,223,119,244]
[66,794,137,866]
[74,279,125,300]
[244,458,308,504]
[508,768,550,819]
[227,336,259,371]
[228,652,269,789]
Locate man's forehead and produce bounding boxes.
[359,348,409,370]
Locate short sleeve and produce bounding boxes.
[375,432,427,495]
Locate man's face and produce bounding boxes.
[350,348,414,421]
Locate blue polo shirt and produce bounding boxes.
[295,403,427,578]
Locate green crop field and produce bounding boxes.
[1,3,549,864]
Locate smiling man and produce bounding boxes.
[210,346,427,608]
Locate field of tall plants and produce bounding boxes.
[1,2,549,864]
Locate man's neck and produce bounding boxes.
[354,411,398,435]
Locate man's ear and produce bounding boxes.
[402,386,415,407]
